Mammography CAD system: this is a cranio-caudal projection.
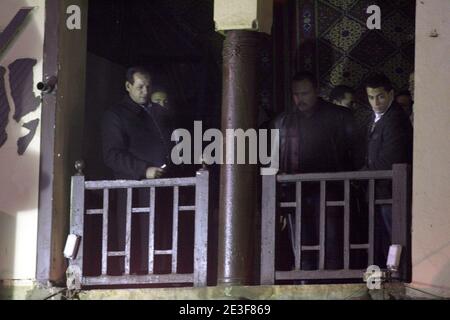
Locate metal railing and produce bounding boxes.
[260,164,411,284]
[68,165,209,289]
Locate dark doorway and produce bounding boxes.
[83,0,224,180]
[82,0,223,285]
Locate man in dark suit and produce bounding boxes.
[274,72,355,175]
[101,67,173,274]
[272,71,355,271]
[102,67,172,180]
[363,73,413,267]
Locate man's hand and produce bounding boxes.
[145,167,164,179]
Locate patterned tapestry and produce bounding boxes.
[295,0,416,98]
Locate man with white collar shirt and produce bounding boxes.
[363,73,413,267]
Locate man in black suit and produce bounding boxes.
[101,67,173,274]
[363,73,413,267]
[329,85,372,169]
[272,71,355,271]
[102,67,172,180]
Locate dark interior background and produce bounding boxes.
[82,0,416,179]
[83,0,225,181]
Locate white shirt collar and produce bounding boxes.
[374,112,383,123]
[139,102,152,111]
[374,98,394,123]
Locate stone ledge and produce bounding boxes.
[77,283,406,300]
[1,281,51,300]
[7,282,441,300]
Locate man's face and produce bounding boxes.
[396,95,412,111]
[334,92,355,109]
[366,87,394,114]
[292,79,318,113]
[126,73,151,105]
[151,91,169,108]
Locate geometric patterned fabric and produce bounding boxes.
[297,0,415,99]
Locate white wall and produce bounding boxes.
[214,0,273,34]
[0,0,45,281]
[412,0,450,298]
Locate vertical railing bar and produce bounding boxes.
[260,174,277,285]
[101,189,109,275]
[294,182,302,270]
[124,188,132,275]
[172,186,179,274]
[344,180,350,270]
[193,170,209,286]
[368,179,375,266]
[148,187,156,274]
[392,164,411,281]
[319,181,326,270]
[69,174,85,289]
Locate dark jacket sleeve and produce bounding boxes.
[101,110,148,179]
[331,107,355,171]
[342,109,356,171]
[370,113,413,170]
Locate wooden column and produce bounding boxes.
[217,30,261,285]
[37,0,88,286]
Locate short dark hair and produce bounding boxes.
[126,66,151,84]
[364,73,393,92]
[329,85,355,102]
[292,71,318,88]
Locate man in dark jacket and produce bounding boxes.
[329,85,373,169]
[101,67,173,274]
[272,71,355,271]
[274,74,354,175]
[102,67,172,180]
[363,73,413,267]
